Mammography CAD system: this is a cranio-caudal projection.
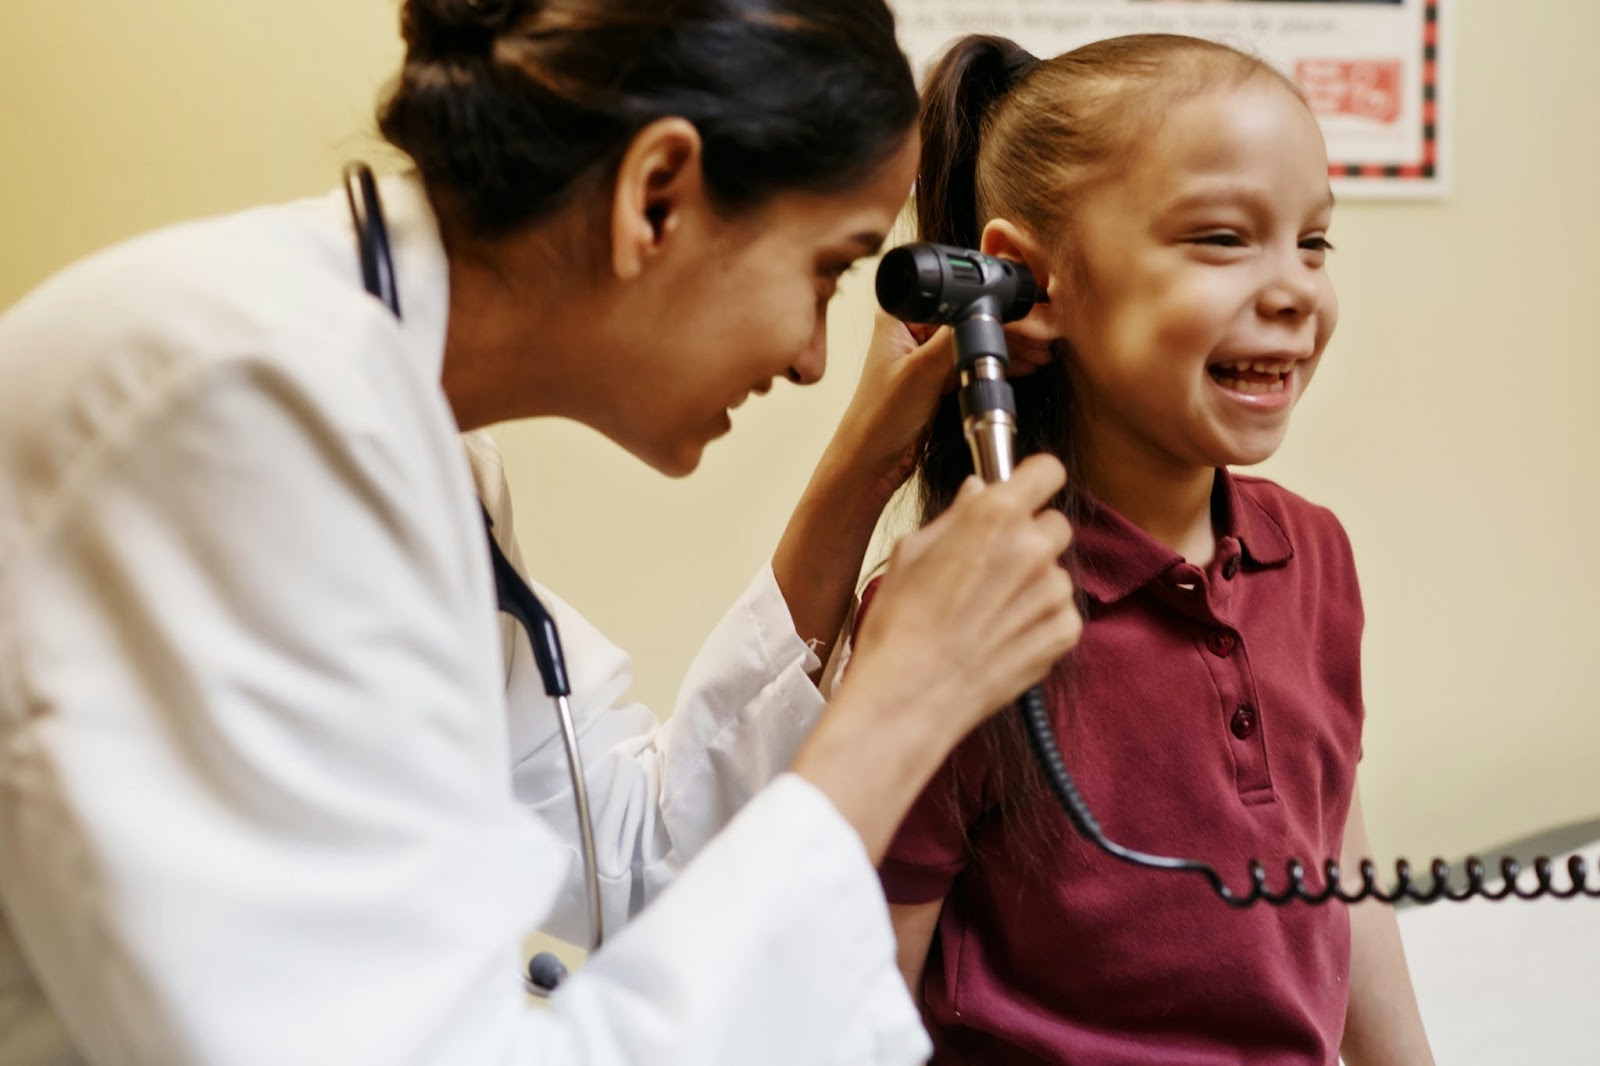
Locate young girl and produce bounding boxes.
[867,32,1434,1065]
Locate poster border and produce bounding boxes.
[1328,0,1451,199]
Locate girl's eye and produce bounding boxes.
[1300,236,1336,253]
[1192,232,1245,248]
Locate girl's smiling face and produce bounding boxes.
[1054,79,1338,478]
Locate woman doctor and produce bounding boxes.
[0,1,1080,1063]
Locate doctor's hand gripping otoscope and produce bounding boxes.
[875,241,1600,908]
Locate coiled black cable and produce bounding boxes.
[1016,685,1599,906]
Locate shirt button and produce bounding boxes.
[1205,630,1237,658]
[1222,556,1241,580]
[1230,706,1258,740]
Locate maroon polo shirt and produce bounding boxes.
[873,472,1365,1065]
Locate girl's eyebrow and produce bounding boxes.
[1158,183,1272,216]
[1158,183,1337,218]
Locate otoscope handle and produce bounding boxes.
[961,356,1018,486]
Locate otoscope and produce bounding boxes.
[874,243,1038,481]
[875,241,1598,907]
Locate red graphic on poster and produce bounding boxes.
[1296,59,1403,124]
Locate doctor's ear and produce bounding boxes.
[980,219,1068,344]
[610,118,705,280]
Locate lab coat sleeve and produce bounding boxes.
[0,362,927,1065]
[535,775,932,1066]
[466,434,828,942]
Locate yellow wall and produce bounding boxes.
[3,1,1595,878]
[0,2,404,302]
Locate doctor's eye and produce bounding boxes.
[816,261,858,303]
[818,260,858,284]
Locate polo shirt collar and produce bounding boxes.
[1071,469,1295,606]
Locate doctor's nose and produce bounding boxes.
[785,323,827,385]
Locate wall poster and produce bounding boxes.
[891,0,1451,198]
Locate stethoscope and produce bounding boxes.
[342,163,602,996]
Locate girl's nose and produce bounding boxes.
[1258,258,1320,321]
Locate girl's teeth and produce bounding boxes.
[1220,376,1287,394]
[1220,359,1293,374]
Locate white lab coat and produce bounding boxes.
[0,176,928,1065]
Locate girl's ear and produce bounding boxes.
[980,219,1067,345]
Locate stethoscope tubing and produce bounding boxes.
[342,164,604,991]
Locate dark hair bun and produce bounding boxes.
[405,0,526,55]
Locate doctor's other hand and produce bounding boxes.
[828,310,953,505]
[827,310,1058,506]
[790,454,1079,861]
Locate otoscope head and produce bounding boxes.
[876,240,1031,484]
[874,242,1043,326]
